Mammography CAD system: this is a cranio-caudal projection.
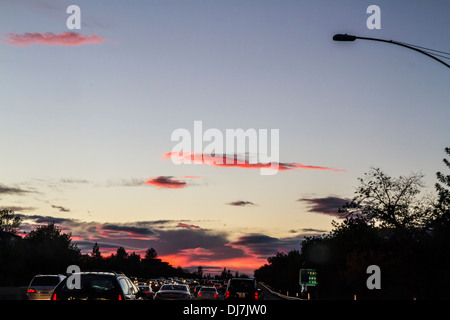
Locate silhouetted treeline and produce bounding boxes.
[255,147,450,299]
[0,221,196,286]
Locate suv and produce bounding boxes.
[51,272,141,300]
[27,274,66,300]
[225,278,262,300]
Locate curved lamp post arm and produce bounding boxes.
[333,34,450,69]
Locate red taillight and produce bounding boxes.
[51,293,57,300]
[118,294,123,300]
[255,292,259,300]
[27,289,36,294]
[144,291,150,294]
[198,292,202,297]
[213,293,218,298]
[225,291,230,299]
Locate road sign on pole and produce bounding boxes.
[299,269,318,286]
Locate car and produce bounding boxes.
[50,272,141,300]
[213,282,225,294]
[27,274,66,300]
[192,285,203,297]
[225,278,262,300]
[197,286,220,300]
[138,284,154,300]
[154,284,191,300]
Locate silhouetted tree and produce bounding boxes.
[254,250,302,296]
[255,162,450,299]
[115,246,128,260]
[91,242,101,259]
[196,266,203,279]
[144,247,158,260]
[434,147,450,223]
[21,223,81,281]
[126,252,141,276]
[338,167,433,230]
[0,209,21,234]
[0,210,22,285]
[219,268,233,280]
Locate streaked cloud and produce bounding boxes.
[162,152,346,172]
[101,224,157,238]
[177,222,201,229]
[145,176,187,189]
[51,205,70,212]
[297,195,350,217]
[0,206,36,212]
[228,233,304,258]
[59,179,89,184]
[300,228,329,233]
[17,214,77,227]
[227,200,256,207]
[1,32,105,46]
[0,184,34,195]
[106,179,144,187]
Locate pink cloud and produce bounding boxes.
[178,247,214,256]
[145,176,187,189]
[162,152,346,172]
[1,32,105,46]
[177,222,201,229]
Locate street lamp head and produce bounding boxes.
[333,34,357,41]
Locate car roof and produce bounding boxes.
[65,271,125,276]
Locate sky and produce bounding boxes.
[0,0,449,275]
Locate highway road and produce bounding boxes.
[0,284,290,300]
[256,283,285,300]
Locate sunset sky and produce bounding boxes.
[1,0,449,275]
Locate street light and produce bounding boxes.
[333,34,450,69]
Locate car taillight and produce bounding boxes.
[144,291,150,294]
[51,293,57,300]
[225,291,230,299]
[118,294,123,300]
[255,292,259,300]
[27,289,36,294]
[198,292,202,297]
[213,293,218,298]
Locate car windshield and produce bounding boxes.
[200,287,216,292]
[60,275,117,293]
[160,285,188,292]
[30,276,61,287]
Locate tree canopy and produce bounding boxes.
[255,147,450,299]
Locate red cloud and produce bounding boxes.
[177,222,200,229]
[162,152,346,172]
[1,32,105,46]
[178,247,214,256]
[161,254,266,275]
[145,176,187,189]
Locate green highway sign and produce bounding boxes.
[299,269,318,286]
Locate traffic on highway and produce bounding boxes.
[23,272,274,301]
